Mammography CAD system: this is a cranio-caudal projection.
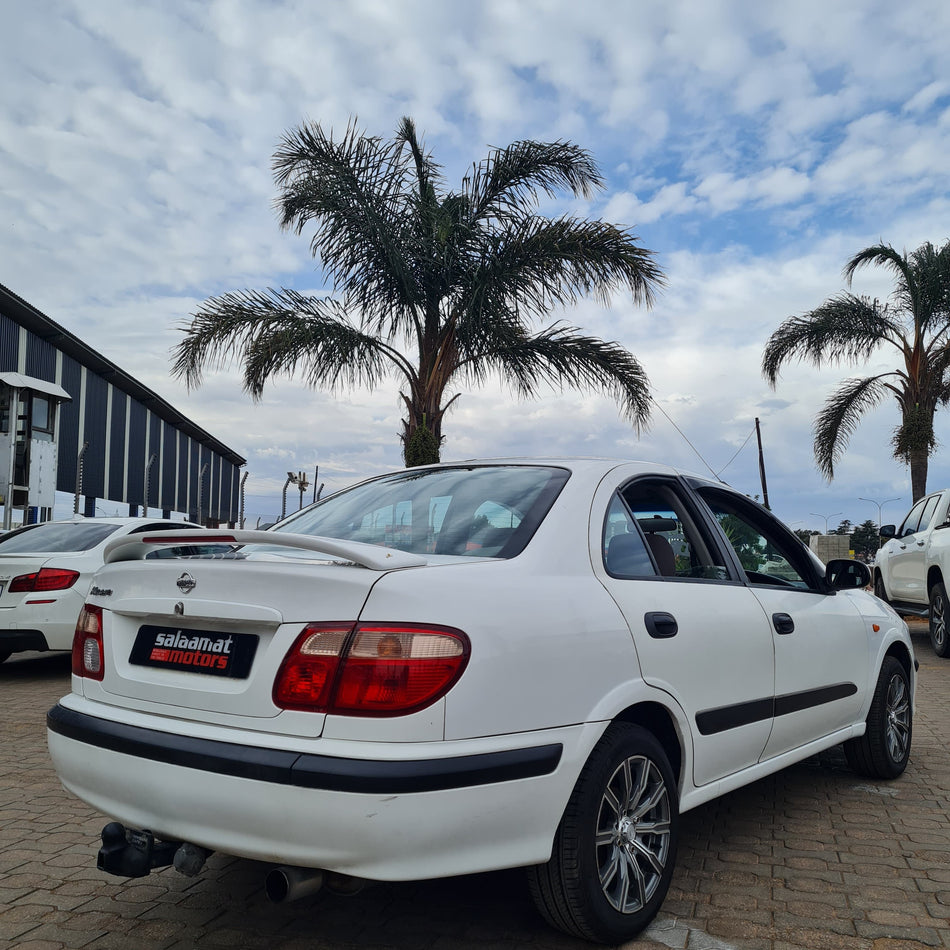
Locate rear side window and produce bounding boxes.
[604,478,729,580]
[273,465,569,558]
[0,522,119,554]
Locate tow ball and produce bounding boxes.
[97,823,211,878]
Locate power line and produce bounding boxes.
[649,396,757,483]
[649,396,719,479]
[716,427,755,478]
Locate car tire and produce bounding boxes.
[928,581,950,657]
[873,572,889,604]
[843,656,912,779]
[526,723,678,943]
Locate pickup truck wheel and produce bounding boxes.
[844,655,912,778]
[873,573,889,604]
[928,581,950,657]
[526,723,678,943]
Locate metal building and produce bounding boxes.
[0,283,245,527]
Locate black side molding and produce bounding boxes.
[47,704,562,794]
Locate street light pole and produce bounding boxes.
[859,496,901,548]
[810,511,842,534]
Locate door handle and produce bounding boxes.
[772,612,795,635]
[644,611,678,639]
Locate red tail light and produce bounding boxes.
[72,605,104,681]
[274,622,470,716]
[10,567,80,593]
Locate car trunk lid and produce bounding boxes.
[80,531,426,737]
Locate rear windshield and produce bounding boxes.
[0,522,119,554]
[272,465,569,558]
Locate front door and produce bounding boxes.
[695,486,870,761]
[881,495,940,602]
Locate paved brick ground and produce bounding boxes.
[1,624,948,950]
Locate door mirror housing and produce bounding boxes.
[825,558,871,591]
[879,524,897,540]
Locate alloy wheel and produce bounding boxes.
[885,672,911,764]
[595,754,672,914]
[932,590,947,651]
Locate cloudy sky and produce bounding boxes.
[2,0,948,531]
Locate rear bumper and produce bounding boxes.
[0,629,50,652]
[47,700,601,881]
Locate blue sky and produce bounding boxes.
[2,0,949,531]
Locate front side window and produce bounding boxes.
[697,487,815,590]
[898,498,929,538]
[272,465,569,558]
[915,495,941,535]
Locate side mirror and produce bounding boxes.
[879,524,897,540]
[825,558,871,591]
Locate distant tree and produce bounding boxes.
[173,117,664,466]
[834,519,853,536]
[793,528,819,545]
[851,519,882,558]
[763,240,950,501]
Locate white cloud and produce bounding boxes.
[3,0,947,531]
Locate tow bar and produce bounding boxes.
[97,822,211,878]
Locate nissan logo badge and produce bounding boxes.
[176,572,197,594]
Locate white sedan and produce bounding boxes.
[47,459,915,943]
[0,516,205,663]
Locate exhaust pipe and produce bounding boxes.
[265,866,324,903]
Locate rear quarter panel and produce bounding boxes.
[360,554,643,741]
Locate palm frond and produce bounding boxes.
[843,243,912,287]
[394,116,444,204]
[464,140,604,223]
[457,321,651,431]
[459,215,664,324]
[813,375,890,479]
[762,295,902,384]
[172,288,404,399]
[272,119,423,328]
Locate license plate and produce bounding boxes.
[129,626,258,678]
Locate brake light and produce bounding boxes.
[142,534,237,544]
[72,605,104,681]
[9,568,80,593]
[274,622,469,716]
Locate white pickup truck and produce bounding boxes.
[873,489,950,657]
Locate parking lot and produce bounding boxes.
[1,624,948,950]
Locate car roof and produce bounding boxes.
[393,457,693,481]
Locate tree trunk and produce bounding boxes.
[402,408,444,467]
[909,447,929,502]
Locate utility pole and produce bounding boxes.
[755,417,770,510]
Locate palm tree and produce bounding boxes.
[172,117,664,466]
[762,240,950,501]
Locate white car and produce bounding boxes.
[0,517,204,663]
[47,460,915,943]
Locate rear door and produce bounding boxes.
[596,475,776,787]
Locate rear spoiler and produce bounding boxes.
[102,529,428,572]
